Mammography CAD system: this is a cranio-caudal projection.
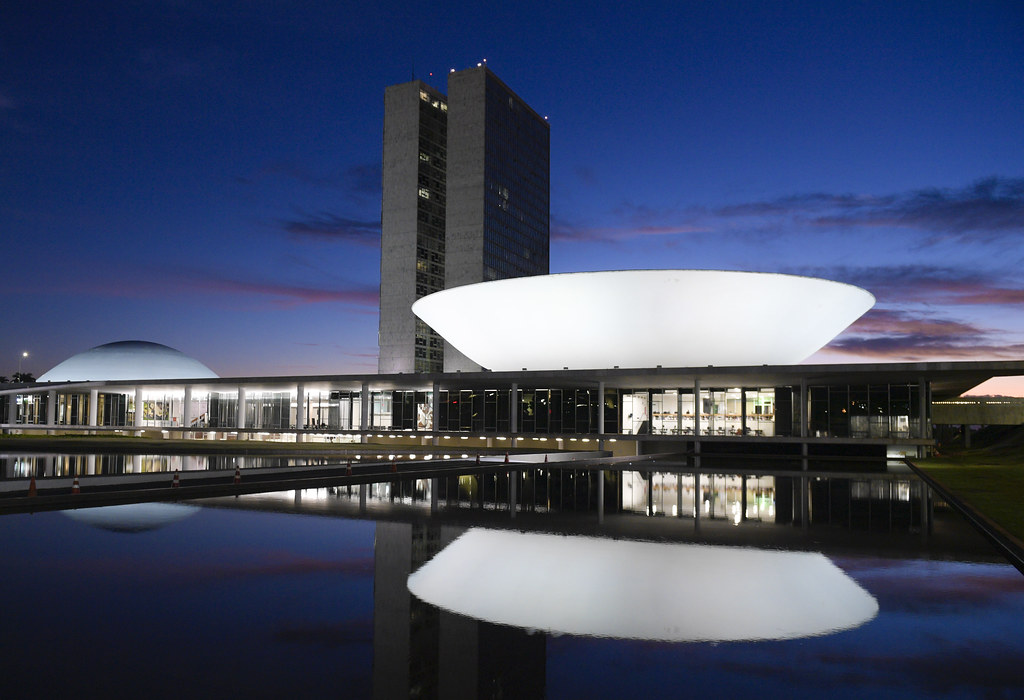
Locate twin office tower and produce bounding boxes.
[378,66,550,374]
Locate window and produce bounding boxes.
[418,187,430,199]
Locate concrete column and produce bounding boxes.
[431,382,441,446]
[694,378,701,436]
[647,471,654,516]
[598,469,605,524]
[918,379,929,440]
[800,476,809,530]
[46,390,56,427]
[296,383,305,428]
[676,389,683,435]
[510,383,518,448]
[3,393,15,428]
[360,382,370,435]
[693,474,702,531]
[741,474,748,521]
[236,386,246,433]
[925,484,933,535]
[359,483,367,511]
[295,382,305,443]
[134,386,144,431]
[676,472,683,518]
[510,470,517,519]
[799,379,808,438]
[694,439,702,528]
[963,424,971,449]
[88,389,99,428]
[431,477,439,513]
[741,389,747,437]
[183,385,193,432]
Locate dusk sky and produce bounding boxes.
[3,1,1023,394]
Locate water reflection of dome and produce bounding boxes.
[412,270,875,370]
[62,503,200,533]
[39,340,218,382]
[408,529,878,642]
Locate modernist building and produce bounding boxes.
[5,343,1024,465]
[4,273,1022,462]
[379,66,549,374]
[379,80,449,374]
[443,66,550,372]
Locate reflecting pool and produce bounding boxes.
[2,471,1024,698]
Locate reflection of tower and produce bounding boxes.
[372,522,546,699]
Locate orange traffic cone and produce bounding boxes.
[172,470,180,488]
[346,460,352,476]
[28,476,37,497]
[475,454,481,466]
[234,467,241,485]
[391,461,398,473]
[504,452,510,464]
[72,476,81,495]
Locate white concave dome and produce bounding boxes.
[39,341,218,382]
[412,270,875,371]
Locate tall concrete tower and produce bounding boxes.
[443,66,550,372]
[379,81,448,374]
[378,67,549,374]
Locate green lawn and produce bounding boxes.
[915,451,1024,545]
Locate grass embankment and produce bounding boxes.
[916,436,1024,545]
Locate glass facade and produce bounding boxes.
[621,388,776,437]
[2,380,928,443]
[480,75,549,282]
[413,90,448,373]
[809,384,924,439]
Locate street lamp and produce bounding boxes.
[19,351,28,375]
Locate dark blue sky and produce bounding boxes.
[3,1,1023,393]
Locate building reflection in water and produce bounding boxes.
[373,522,545,699]
[61,502,200,532]
[408,529,879,642]
[231,467,930,536]
[1,453,336,478]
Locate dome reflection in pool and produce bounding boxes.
[62,503,200,533]
[408,528,878,642]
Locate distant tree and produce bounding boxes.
[11,372,35,383]
[0,375,8,383]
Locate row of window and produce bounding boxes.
[2,384,928,439]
